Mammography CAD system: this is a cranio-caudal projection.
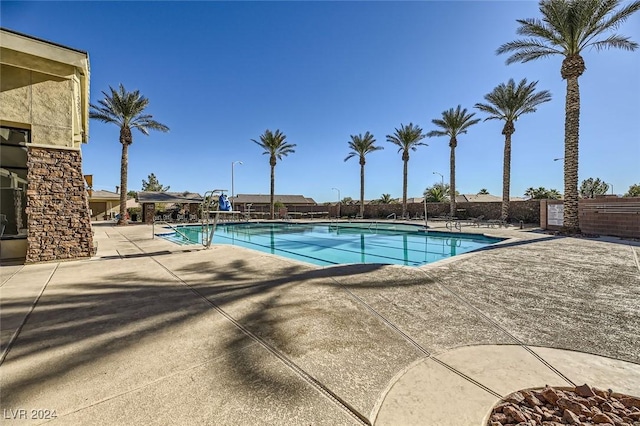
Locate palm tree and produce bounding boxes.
[475,78,552,221]
[478,188,490,195]
[497,0,640,232]
[90,84,169,226]
[378,193,395,204]
[386,123,427,218]
[424,185,449,202]
[525,187,562,200]
[427,106,480,216]
[344,131,383,218]
[251,129,296,219]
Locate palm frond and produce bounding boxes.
[344,152,357,162]
[252,129,296,160]
[516,17,564,47]
[90,84,169,141]
[498,39,563,63]
[428,105,480,140]
[385,123,427,153]
[502,0,639,62]
[475,78,551,124]
[588,34,639,51]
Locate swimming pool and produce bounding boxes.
[160,222,503,267]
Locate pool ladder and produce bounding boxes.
[152,220,193,243]
[201,189,227,248]
[446,220,462,232]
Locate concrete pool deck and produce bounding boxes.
[1,220,639,425]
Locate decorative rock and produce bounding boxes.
[488,386,640,426]
[504,405,527,423]
[557,397,590,416]
[542,387,561,405]
[507,392,526,404]
[593,413,615,423]
[621,398,640,409]
[576,384,596,398]
[562,409,580,424]
[491,413,508,423]
[524,391,544,407]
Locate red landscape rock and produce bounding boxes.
[575,383,596,398]
[487,385,640,426]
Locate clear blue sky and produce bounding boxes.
[3,1,639,202]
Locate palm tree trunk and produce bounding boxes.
[563,75,580,232]
[402,159,408,218]
[360,163,365,218]
[118,142,128,226]
[450,145,456,216]
[270,163,275,220]
[502,131,512,221]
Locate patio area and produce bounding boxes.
[1,221,639,425]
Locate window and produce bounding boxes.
[1,126,29,239]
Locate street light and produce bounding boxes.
[606,182,614,195]
[553,157,564,161]
[432,171,444,186]
[331,187,340,218]
[231,161,243,210]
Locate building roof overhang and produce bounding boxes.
[0,27,90,143]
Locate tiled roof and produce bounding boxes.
[459,194,503,202]
[89,190,120,200]
[232,194,317,205]
[137,191,203,204]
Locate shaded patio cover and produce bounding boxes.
[137,191,203,204]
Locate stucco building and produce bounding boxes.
[0,28,93,262]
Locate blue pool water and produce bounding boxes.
[160,222,503,267]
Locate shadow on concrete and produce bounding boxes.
[1,256,428,416]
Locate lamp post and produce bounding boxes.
[606,182,614,195]
[231,161,242,210]
[432,171,443,187]
[332,187,340,218]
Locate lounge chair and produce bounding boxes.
[469,215,485,227]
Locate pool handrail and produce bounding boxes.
[152,220,193,243]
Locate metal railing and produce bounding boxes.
[445,220,462,232]
[152,220,193,243]
[387,213,396,220]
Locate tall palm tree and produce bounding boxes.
[344,131,383,218]
[251,129,296,219]
[386,123,427,218]
[90,84,169,226]
[427,106,480,216]
[497,0,640,232]
[475,78,552,221]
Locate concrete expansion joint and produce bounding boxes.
[51,340,262,422]
[0,262,60,366]
[0,264,25,287]
[112,228,371,425]
[415,268,577,388]
[632,245,640,276]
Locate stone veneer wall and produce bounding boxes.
[25,147,94,262]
